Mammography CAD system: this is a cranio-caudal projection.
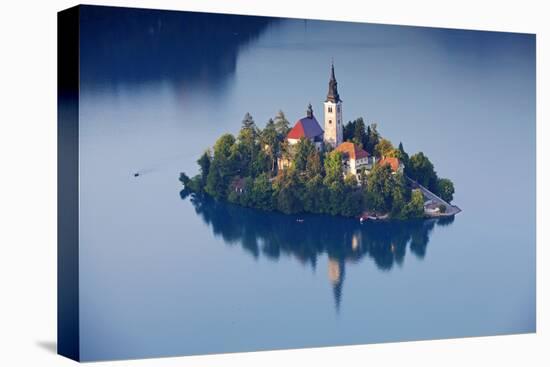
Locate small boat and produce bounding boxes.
[134,172,140,177]
[296,218,304,223]
[360,213,388,222]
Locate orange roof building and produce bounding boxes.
[335,142,369,160]
[377,156,404,174]
[335,142,372,177]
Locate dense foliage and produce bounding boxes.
[180,112,455,219]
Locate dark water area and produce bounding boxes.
[76,6,535,361]
[79,6,273,91]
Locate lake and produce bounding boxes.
[76,6,535,361]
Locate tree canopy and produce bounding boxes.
[408,152,438,192]
[437,178,455,203]
[374,138,394,158]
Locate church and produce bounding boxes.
[282,63,375,178]
[285,62,344,149]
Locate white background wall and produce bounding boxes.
[0,0,548,366]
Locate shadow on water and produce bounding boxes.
[182,191,455,312]
[79,5,276,92]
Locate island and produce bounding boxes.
[180,63,459,221]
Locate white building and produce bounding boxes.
[335,142,374,179]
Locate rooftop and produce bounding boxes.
[287,106,324,140]
[335,142,369,160]
[326,62,342,103]
[378,157,401,172]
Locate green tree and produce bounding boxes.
[293,138,316,173]
[366,163,396,212]
[362,189,376,211]
[343,120,355,142]
[358,167,368,188]
[179,172,190,187]
[352,117,367,148]
[343,117,367,148]
[261,118,279,173]
[251,173,274,210]
[229,142,247,176]
[187,175,204,193]
[197,150,211,187]
[303,174,324,213]
[238,177,255,207]
[395,142,410,173]
[365,123,380,154]
[205,159,226,199]
[389,173,409,218]
[409,152,438,192]
[251,148,271,177]
[340,174,362,217]
[274,110,290,138]
[235,113,261,177]
[239,113,259,149]
[401,189,425,219]
[327,181,345,216]
[213,134,236,160]
[207,134,238,199]
[437,178,455,203]
[374,138,394,158]
[179,172,204,194]
[324,150,344,184]
[241,112,257,131]
[274,169,303,214]
[344,173,358,187]
[305,149,323,179]
[341,188,363,217]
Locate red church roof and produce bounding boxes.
[287,116,324,140]
[335,142,369,160]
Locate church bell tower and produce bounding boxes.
[324,62,343,148]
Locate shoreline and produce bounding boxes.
[182,188,460,224]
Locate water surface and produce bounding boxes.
[77,6,535,361]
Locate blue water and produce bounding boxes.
[76,6,535,361]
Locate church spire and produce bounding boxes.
[326,61,341,103]
[306,103,313,118]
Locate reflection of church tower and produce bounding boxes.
[324,62,343,148]
[351,230,362,252]
[328,257,346,312]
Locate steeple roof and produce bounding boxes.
[326,62,341,103]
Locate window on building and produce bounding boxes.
[328,106,332,113]
[329,120,332,124]
[337,105,340,113]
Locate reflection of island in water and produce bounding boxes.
[182,192,455,312]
